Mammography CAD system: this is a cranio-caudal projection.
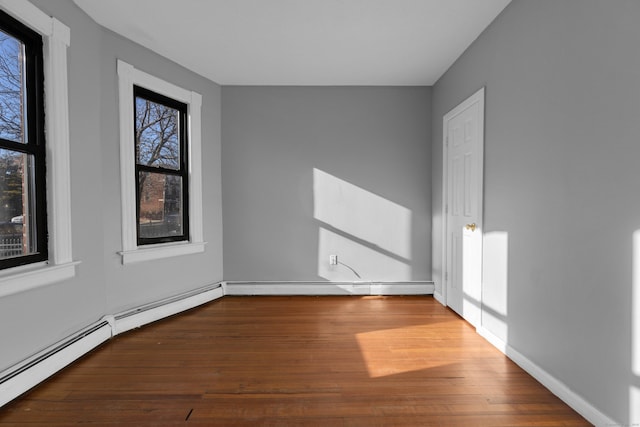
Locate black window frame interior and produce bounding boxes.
[133,85,189,246]
[0,10,47,270]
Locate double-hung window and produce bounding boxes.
[0,10,47,269]
[0,0,75,298]
[134,86,189,245]
[118,60,205,264]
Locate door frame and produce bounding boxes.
[439,87,485,323]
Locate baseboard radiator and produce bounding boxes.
[0,282,224,408]
[0,319,112,408]
[112,283,224,335]
[0,281,429,408]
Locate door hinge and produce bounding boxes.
[444,272,448,281]
[445,204,448,214]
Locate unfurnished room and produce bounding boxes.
[0,1,637,425]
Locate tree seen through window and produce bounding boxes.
[0,12,47,267]
[134,86,188,244]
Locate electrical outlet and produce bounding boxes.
[329,254,338,265]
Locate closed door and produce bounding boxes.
[444,88,484,328]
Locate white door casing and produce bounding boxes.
[442,88,485,328]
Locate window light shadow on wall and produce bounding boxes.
[317,227,411,282]
[482,231,509,348]
[631,230,640,424]
[312,168,412,281]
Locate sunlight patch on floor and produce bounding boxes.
[355,323,453,378]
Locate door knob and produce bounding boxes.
[465,223,477,232]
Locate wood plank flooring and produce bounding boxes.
[0,296,591,426]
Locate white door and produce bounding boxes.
[443,88,484,328]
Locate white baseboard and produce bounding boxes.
[433,290,445,306]
[0,282,224,408]
[223,281,434,296]
[477,326,617,427]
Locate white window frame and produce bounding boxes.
[0,0,78,298]
[117,59,205,264]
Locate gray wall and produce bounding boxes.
[431,0,640,424]
[7,0,634,423]
[222,87,431,282]
[98,27,223,313]
[0,0,223,370]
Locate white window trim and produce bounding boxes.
[0,0,78,298]
[117,59,205,264]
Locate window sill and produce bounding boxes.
[119,241,206,265]
[0,261,80,298]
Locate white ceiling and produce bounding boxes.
[73,0,511,86]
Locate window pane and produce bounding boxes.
[0,148,36,259]
[135,97,180,170]
[138,172,183,239]
[0,30,26,144]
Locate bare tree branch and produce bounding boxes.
[0,32,24,143]
[135,97,180,190]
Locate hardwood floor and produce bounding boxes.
[0,296,591,426]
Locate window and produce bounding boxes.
[0,10,47,269]
[134,86,189,245]
[0,1,76,298]
[118,60,205,264]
